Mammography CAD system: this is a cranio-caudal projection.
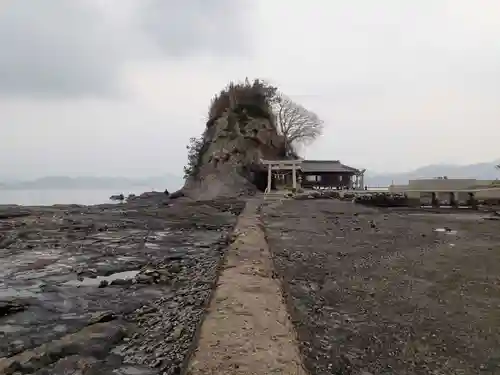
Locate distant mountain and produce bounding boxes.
[0,174,183,191]
[366,160,500,187]
[3,161,500,190]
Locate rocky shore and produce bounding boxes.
[262,199,500,375]
[0,195,244,374]
[4,190,500,375]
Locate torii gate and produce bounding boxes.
[261,159,303,194]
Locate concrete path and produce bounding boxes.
[186,198,307,375]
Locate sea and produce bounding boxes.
[0,186,389,206]
[0,187,165,206]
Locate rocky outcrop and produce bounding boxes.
[182,83,287,200]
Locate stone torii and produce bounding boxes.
[262,159,303,194]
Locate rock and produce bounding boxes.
[88,311,116,325]
[0,234,18,249]
[110,278,133,286]
[169,264,182,274]
[169,190,185,200]
[39,355,101,375]
[109,194,125,201]
[98,280,109,288]
[0,301,27,317]
[0,359,21,374]
[136,274,154,284]
[0,194,242,373]
[171,325,184,341]
[354,193,409,207]
[0,322,125,374]
[0,207,31,220]
[181,82,287,200]
[294,190,341,200]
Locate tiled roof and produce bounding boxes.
[301,160,359,173]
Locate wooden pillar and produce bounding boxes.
[450,192,458,208]
[266,164,272,194]
[468,192,478,210]
[431,192,439,207]
[292,163,297,190]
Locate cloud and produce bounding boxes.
[138,0,252,57]
[0,0,251,98]
[1,0,500,181]
[0,0,128,97]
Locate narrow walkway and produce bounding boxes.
[186,198,306,375]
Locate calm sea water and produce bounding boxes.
[0,187,164,206]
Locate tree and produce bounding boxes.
[207,78,278,123]
[183,136,204,179]
[273,94,324,156]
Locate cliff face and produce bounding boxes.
[183,108,285,200]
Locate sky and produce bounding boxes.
[1,0,499,179]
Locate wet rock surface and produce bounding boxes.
[262,200,500,375]
[0,197,245,374]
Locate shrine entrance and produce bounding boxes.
[261,159,302,194]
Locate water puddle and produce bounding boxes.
[155,230,171,238]
[116,256,140,262]
[434,228,458,235]
[92,232,126,241]
[63,270,140,287]
[146,231,171,245]
[112,365,158,375]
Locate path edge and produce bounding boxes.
[259,201,311,375]
[179,201,247,375]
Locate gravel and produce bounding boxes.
[262,199,500,375]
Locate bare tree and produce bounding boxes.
[273,94,324,156]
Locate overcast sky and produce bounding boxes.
[1,0,499,179]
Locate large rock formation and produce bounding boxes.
[182,82,287,200]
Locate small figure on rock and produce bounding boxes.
[164,189,170,196]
